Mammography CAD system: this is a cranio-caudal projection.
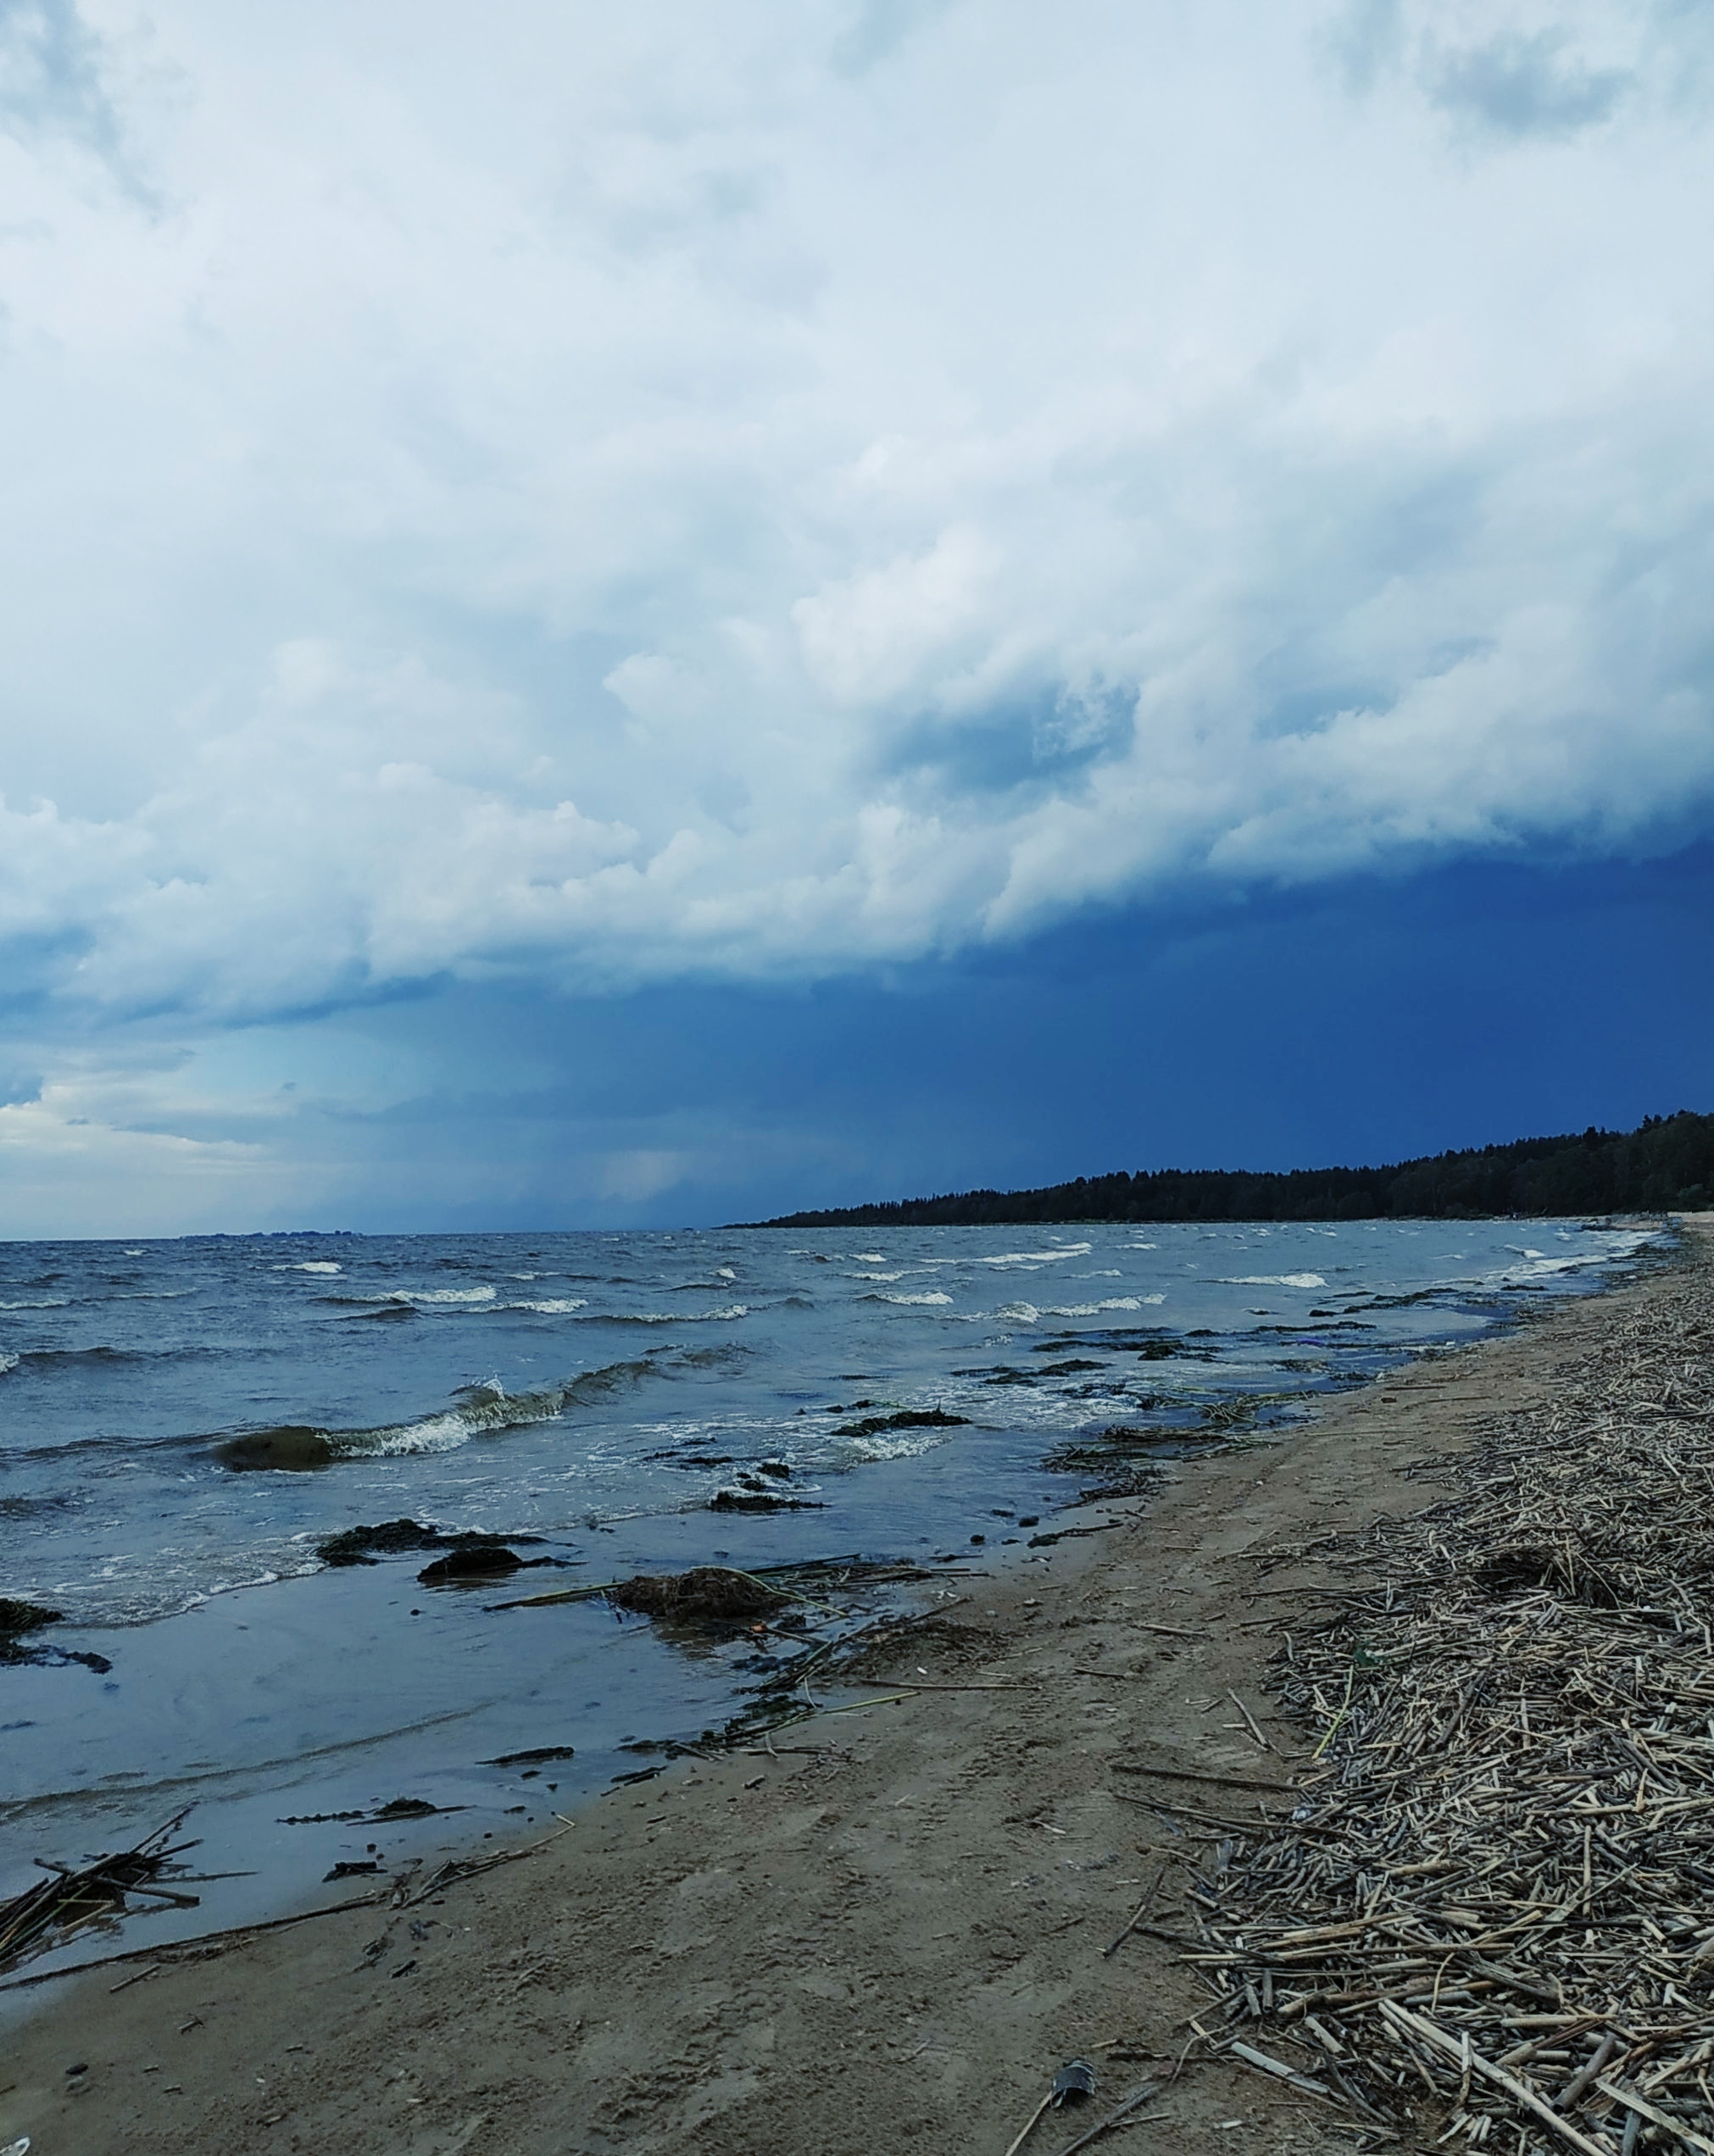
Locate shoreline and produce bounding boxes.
[3,1224,1705,2154]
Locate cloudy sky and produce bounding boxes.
[2,0,1711,1235]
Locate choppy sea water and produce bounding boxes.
[0,1217,1667,1987]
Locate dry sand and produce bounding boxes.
[3,1225,1702,2156]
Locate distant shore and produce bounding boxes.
[753,1108,1711,1226]
[3,1221,1706,2156]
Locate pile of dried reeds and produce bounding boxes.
[0,1811,199,1974]
[1181,1267,1714,2153]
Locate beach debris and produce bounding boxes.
[708,1488,824,1512]
[833,1406,969,1439]
[1172,1266,1714,2152]
[322,1861,383,1882]
[608,1568,787,1625]
[0,1595,111,1674]
[3,2137,31,2156]
[1101,1860,1169,1959]
[480,1746,577,1768]
[316,1519,547,1567]
[1002,2059,1100,2156]
[0,1811,200,1975]
[417,1543,526,1584]
[279,1798,453,1825]
[1051,2059,1098,2104]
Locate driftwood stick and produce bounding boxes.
[1051,2080,1164,2156]
[0,1893,387,1992]
[1101,1861,1169,1959]
[1000,2090,1054,2156]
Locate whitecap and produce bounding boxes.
[614,1304,750,1323]
[292,1261,342,1275]
[873,1291,954,1307]
[838,1427,963,1462]
[384,1286,498,1305]
[0,1297,70,1309]
[509,1297,590,1315]
[977,1245,1092,1266]
[854,1253,886,1263]
[715,1266,737,1281]
[1222,1274,1327,1290]
[850,1271,904,1282]
[995,1302,1040,1323]
[1039,1296,1162,1316]
[0,1352,19,1377]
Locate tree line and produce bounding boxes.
[756,1109,1714,1227]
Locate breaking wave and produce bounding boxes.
[213,1359,654,1470]
[1222,1274,1327,1290]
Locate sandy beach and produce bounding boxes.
[3,1224,1706,2156]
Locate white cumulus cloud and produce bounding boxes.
[0,0,1711,1035]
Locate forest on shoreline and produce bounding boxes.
[757,1109,1714,1227]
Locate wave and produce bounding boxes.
[1222,1274,1327,1290]
[589,1305,749,1325]
[0,1297,70,1310]
[281,1261,342,1275]
[977,1245,1092,1266]
[213,1356,659,1470]
[509,1297,590,1315]
[0,1353,18,1377]
[861,1291,954,1307]
[1041,1296,1163,1316]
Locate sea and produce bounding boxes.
[0,1215,1670,1990]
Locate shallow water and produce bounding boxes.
[0,1216,1666,1987]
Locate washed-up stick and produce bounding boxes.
[0,1893,387,1992]
[1050,2080,1164,2156]
[999,2088,1055,2156]
[1101,1861,1169,1959]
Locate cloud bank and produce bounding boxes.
[2,0,1713,1228]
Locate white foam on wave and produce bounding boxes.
[715,1266,737,1281]
[384,1286,498,1305]
[872,1291,954,1306]
[292,1261,342,1275]
[621,1303,751,1323]
[0,1297,70,1309]
[977,1244,1092,1266]
[851,1271,904,1282]
[1040,1295,1164,1316]
[996,1302,1039,1322]
[0,1352,19,1377]
[838,1426,962,1463]
[509,1297,590,1315]
[853,1253,886,1263]
[1222,1274,1327,1290]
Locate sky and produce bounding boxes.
[1,0,1711,1236]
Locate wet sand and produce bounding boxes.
[3,1224,1703,2156]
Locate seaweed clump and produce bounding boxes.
[834,1407,969,1440]
[317,1519,542,1567]
[608,1567,786,1625]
